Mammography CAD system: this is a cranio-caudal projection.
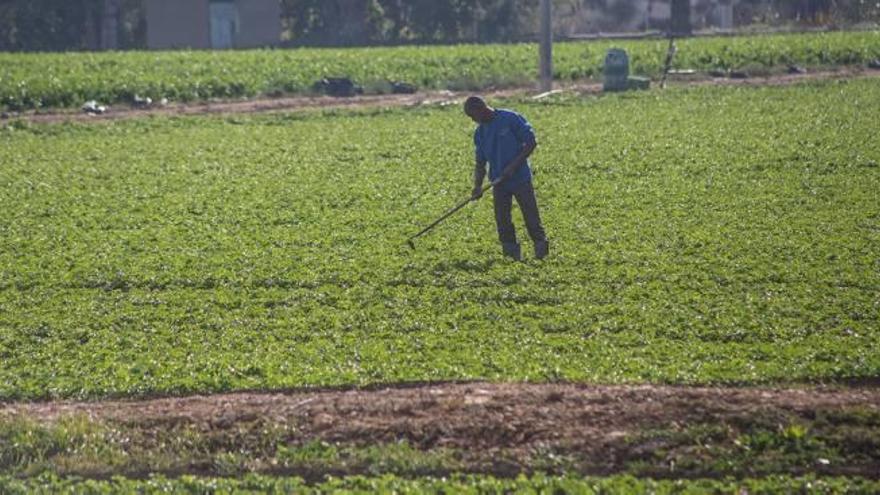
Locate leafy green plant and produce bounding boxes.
[1,31,879,110]
[2,473,880,494]
[0,79,878,401]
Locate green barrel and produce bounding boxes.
[603,48,630,92]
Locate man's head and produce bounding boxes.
[464,96,495,124]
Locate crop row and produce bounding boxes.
[1,31,878,110]
[1,79,878,400]
[3,473,880,494]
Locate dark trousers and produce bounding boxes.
[493,181,547,244]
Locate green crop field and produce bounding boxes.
[1,77,878,402]
[1,30,879,111]
[2,45,880,488]
[3,473,880,494]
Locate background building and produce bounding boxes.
[144,0,281,49]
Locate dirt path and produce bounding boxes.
[2,382,879,479]
[4,382,877,432]
[6,382,878,441]
[6,67,879,125]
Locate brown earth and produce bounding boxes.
[3,66,880,480]
[5,66,879,126]
[2,382,879,479]
[5,382,878,436]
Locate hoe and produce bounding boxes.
[406,179,499,250]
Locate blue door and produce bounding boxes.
[210,1,237,49]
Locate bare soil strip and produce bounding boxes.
[3,382,876,432]
[2,382,879,479]
[6,67,879,125]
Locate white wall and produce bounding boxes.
[145,0,211,49]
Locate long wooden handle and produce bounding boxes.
[407,180,498,243]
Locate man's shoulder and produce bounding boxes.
[496,109,521,119]
[498,109,531,128]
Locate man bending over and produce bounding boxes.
[465,96,549,261]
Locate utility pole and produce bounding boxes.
[539,0,552,92]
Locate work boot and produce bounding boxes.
[501,242,522,261]
[534,240,550,260]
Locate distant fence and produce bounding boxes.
[559,25,879,42]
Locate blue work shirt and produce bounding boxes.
[474,109,536,192]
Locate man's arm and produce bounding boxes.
[499,140,537,180]
[501,113,538,180]
[471,159,488,200]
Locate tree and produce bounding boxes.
[797,0,834,24]
[317,0,373,45]
[399,0,477,42]
[101,0,120,50]
[670,0,691,35]
[474,0,539,43]
[0,0,144,52]
[281,0,540,45]
[117,0,146,49]
[282,0,386,46]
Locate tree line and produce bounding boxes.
[0,0,875,52]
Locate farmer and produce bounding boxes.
[465,96,549,261]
